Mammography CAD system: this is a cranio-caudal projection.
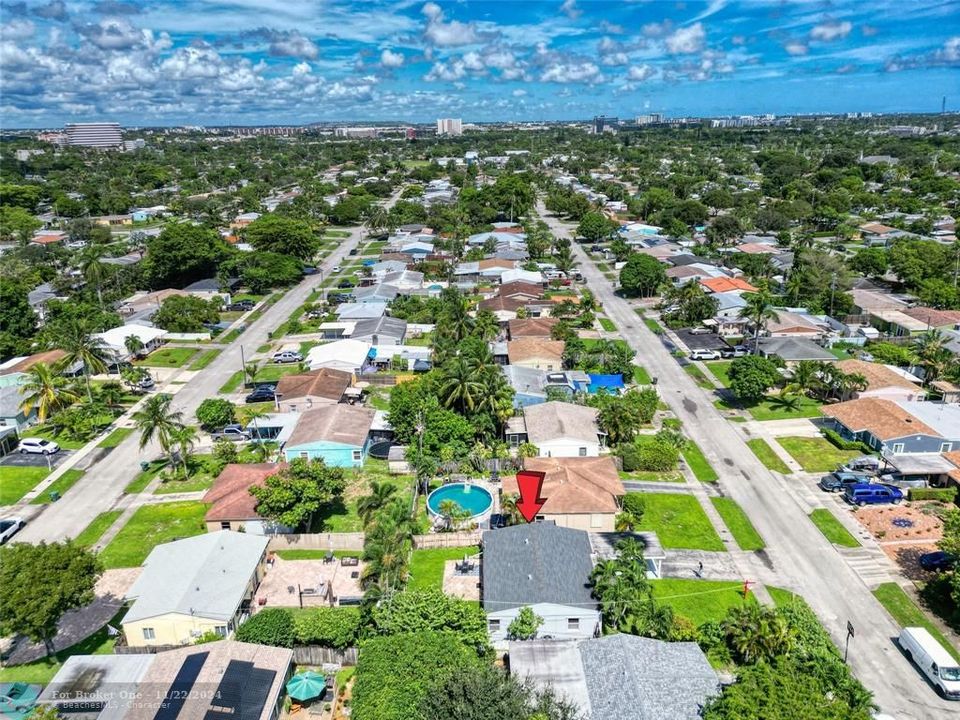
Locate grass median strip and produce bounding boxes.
[711,497,765,551]
[98,427,135,449]
[598,317,617,332]
[188,348,220,370]
[809,509,860,547]
[873,582,960,662]
[746,438,791,474]
[218,370,245,394]
[30,469,84,504]
[74,510,124,548]
[682,440,719,483]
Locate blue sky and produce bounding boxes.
[1,1,958,127]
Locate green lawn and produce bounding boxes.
[254,363,304,383]
[633,365,652,384]
[650,579,752,625]
[99,500,208,568]
[637,493,725,551]
[642,317,664,335]
[768,586,801,607]
[0,465,49,505]
[28,423,88,449]
[135,347,197,368]
[747,395,823,422]
[73,510,123,547]
[683,364,714,390]
[256,343,273,354]
[274,549,362,561]
[873,583,960,662]
[809,509,860,547]
[746,438,792,474]
[681,441,719,483]
[408,546,479,591]
[619,470,685,483]
[711,497,765,551]
[599,317,617,332]
[188,349,221,370]
[30,469,84,504]
[99,427,135,448]
[153,473,216,494]
[218,371,245,394]
[124,460,167,494]
[777,436,859,473]
[705,361,733,387]
[317,460,415,532]
[0,611,121,684]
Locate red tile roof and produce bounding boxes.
[700,276,758,294]
[203,463,283,521]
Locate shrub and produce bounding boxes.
[234,608,294,647]
[370,589,489,650]
[507,606,543,640]
[293,607,362,649]
[196,398,237,430]
[621,492,646,519]
[632,437,680,472]
[908,487,958,503]
[821,428,871,453]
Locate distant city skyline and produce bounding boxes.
[1,0,958,127]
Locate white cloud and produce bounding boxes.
[784,41,808,56]
[1,19,36,41]
[810,20,852,43]
[77,18,144,50]
[600,52,628,66]
[380,48,404,67]
[599,20,624,35]
[293,61,312,75]
[665,23,705,54]
[422,2,483,47]
[424,58,466,81]
[560,0,580,20]
[540,61,602,84]
[627,64,653,81]
[512,88,526,96]
[264,29,318,59]
[642,20,672,38]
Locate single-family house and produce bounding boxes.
[506,401,605,457]
[859,222,901,245]
[203,463,290,534]
[335,302,387,321]
[94,325,167,364]
[509,317,558,340]
[27,282,64,323]
[306,339,371,374]
[351,316,407,346]
[501,268,544,285]
[765,310,825,338]
[30,230,67,246]
[755,337,836,364]
[822,398,960,455]
[507,339,565,372]
[369,260,407,278]
[834,360,925,402]
[0,385,35,434]
[368,344,431,371]
[508,634,719,720]
[0,350,68,387]
[182,277,238,305]
[275,368,352,412]
[851,288,907,315]
[500,280,545,301]
[283,404,375,467]
[482,523,600,645]
[901,307,960,331]
[501,456,625,532]
[122,531,269,647]
[350,284,399,304]
[398,241,434,260]
[700,276,757,294]
[381,270,425,292]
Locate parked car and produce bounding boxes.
[272,350,303,364]
[919,551,957,572]
[337,280,354,288]
[688,327,713,335]
[18,437,60,455]
[689,349,722,361]
[226,300,255,312]
[720,346,748,358]
[348,248,358,255]
[0,517,25,545]
[332,265,342,273]
[843,483,903,506]
[819,471,872,493]
[211,424,251,441]
[138,376,156,390]
[245,384,277,403]
[840,456,881,475]
[898,626,960,699]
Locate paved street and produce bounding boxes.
[537,202,955,719]
[18,190,404,544]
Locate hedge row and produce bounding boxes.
[821,428,872,454]
[234,607,362,649]
[908,487,959,503]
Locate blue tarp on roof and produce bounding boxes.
[587,374,625,393]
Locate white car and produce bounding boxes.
[0,517,25,545]
[272,351,303,364]
[331,265,342,273]
[18,437,60,455]
[688,327,713,335]
[689,349,722,361]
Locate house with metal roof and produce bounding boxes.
[756,336,836,364]
[481,523,600,646]
[350,316,407,346]
[335,301,387,321]
[508,634,719,720]
[121,531,269,648]
[306,339,372,374]
[350,284,399,304]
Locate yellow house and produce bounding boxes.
[506,338,565,372]
[121,531,269,648]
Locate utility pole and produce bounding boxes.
[844,621,855,663]
[829,272,837,317]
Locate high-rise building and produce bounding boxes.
[64,122,123,148]
[592,115,618,134]
[635,113,665,126]
[436,118,463,136]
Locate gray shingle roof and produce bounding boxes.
[482,523,595,612]
[124,531,268,623]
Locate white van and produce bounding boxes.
[898,627,960,699]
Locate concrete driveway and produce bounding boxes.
[0,448,74,470]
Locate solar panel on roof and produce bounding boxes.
[204,660,276,720]
[153,652,209,720]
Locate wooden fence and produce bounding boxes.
[292,646,358,666]
[412,531,482,549]
[267,533,365,552]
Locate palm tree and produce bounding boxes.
[78,249,109,309]
[741,288,779,354]
[438,357,485,413]
[240,404,270,440]
[500,493,522,526]
[56,319,110,402]
[124,334,145,360]
[169,424,198,476]
[913,330,953,386]
[782,360,823,399]
[357,481,398,526]
[723,604,794,664]
[96,381,126,413]
[132,393,184,467]
[18,362,80,423]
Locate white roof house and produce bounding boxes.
[306,339,372,374]
[501,268,544,285]
[124,531,269,624]
[94,324,167,361]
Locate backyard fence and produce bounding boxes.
[412,531,482,549]
[292,646,358,666]
[267,533,365,552]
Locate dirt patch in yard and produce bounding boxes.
[854,503,945,543]
[883,542,943,581]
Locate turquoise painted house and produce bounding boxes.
[283,404,375,468]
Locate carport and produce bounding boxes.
[881,453,957,487]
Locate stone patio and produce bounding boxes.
[441,556,481,601]
[2,568,141,665]
[255,557,366,609]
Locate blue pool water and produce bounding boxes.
[427,483,493,518]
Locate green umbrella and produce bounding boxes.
[286,671,326,702]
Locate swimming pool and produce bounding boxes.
[426,483,494,519]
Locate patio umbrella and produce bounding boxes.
[286,671,326,702]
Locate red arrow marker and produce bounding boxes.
[515,470,546,523]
